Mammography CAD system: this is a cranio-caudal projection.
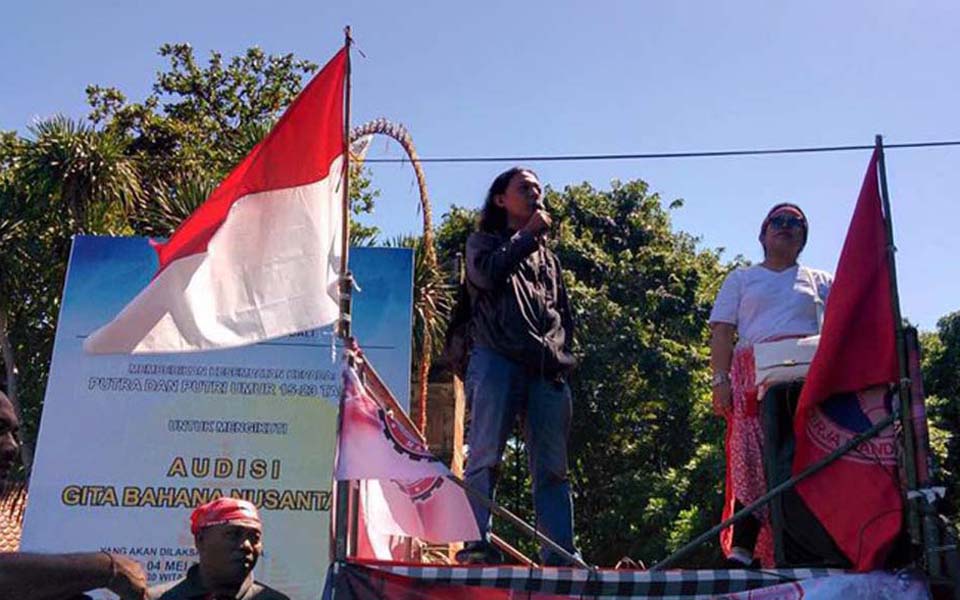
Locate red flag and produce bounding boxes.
[85,49,347,354]
[792,148,902,571]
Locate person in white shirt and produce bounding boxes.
[709,203,833,568]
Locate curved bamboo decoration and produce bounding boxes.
[350,119,436,435]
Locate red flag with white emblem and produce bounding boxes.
[335,361,479,545]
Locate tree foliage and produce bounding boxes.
[921,311,960,524]
[1,115,144,472]
[382,235,455,373]
[553,181,729,566]
[87,44,317,178]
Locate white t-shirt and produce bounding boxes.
[709,264,833,345]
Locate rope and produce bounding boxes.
[74,139,960,166]
[363,139,960,164]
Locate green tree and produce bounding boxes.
[921,311,960,524]
[0,133,29,448]
[19,116,142,234]
[87,44,318,183]
[556,180,728,567]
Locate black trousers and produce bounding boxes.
[730,500,761,551]
[761,381,850,567]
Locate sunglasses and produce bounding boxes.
[768,215,805,230]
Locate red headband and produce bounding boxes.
[190,498,262,535]
[765,206,805,223]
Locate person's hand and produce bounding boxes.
[522,210,552,237]
[107,555,148,600]
[712,382,732,417]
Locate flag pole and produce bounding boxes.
[876,135,928,561]
[338,27,353,340]
[333,25,354,565]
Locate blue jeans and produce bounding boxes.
[462,346,575,563]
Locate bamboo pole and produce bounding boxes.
[875,135,923,554]
[348,118,437,435]
[333,26,354,564]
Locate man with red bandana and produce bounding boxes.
[149,498,288,600]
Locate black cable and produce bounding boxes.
[531,241,546,570]
[93,139,960,165]
[363,140,960,164]
[579,563,600,600]
[852,508,906,568]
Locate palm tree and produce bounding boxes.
[2,116,144,474]
[0,174,34,472]
[129,172,218,237]
[19,115,142,233]
[0,212,25,431]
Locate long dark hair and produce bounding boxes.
[477,167,538,233]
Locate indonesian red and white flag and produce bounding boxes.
[84,49,347,354]
[335,362,480,544]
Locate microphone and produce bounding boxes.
[530,198,548,245]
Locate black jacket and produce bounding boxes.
[465,229,575,378]
[148,564,289,599]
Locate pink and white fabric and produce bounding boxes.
[335,363,480,544]
[84,49,347,354]
[720,345,775,568]
[717,571,928,599]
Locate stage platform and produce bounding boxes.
[326,559,930,599]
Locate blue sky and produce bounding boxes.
[2,1,958,330]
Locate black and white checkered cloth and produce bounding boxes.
[342,560,846,599]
